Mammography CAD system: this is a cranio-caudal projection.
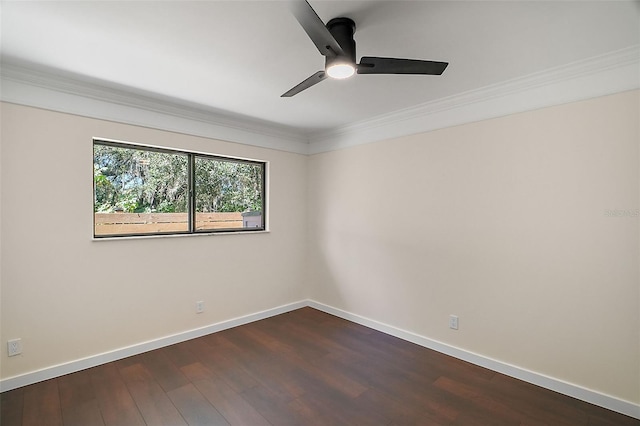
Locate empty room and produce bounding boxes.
[1,0,638,425]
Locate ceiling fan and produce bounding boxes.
[282,0,449,97]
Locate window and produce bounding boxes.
[93,139,266,237]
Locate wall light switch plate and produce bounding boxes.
[7,339,22,356]
[449,315,459,330]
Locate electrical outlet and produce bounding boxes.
[449,315,459,330]
[7,339,22,356]
[196,301,204,314]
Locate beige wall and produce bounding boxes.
[0,103,308,379]
[308,90,639,403]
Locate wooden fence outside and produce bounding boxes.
[94,212,243,235]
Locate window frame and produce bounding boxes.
[93,138,267,239]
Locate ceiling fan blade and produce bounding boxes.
[281,71,327,97]
[357,57,448,75]
[288,0,344,57]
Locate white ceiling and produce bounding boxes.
[1,0,639,143]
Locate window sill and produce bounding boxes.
[92,229,270,241]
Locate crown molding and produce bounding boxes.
[2,46,638,156]
[0,61,310,155]
[307,45,640,154]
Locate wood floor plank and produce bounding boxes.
[356,387,448,426]
[58,371,104,426]
[139,350,191,393]
[238,324,369,398]
[167,383,229,426]
[185,337,259,393]
[119,363,187,426]
[286,397,345,426]
[162,342,200,369]
[216,332,307,400]
[0,386,24,426]
[58,399,104,426]
[322,351,462,424]
[252,318,333,360]
[58,371,94,408]
[435,375,528,425]
[180,361,270,426]
[180,362,217,382]
[22,379,63,426]
[239,321,294,349]
[240,384,307,426]
[295,354,368,399]
[88,363,146,426]
[287,367,388,426]
[193,377,271,426]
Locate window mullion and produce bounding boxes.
[188,154,196,233]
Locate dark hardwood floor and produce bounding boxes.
[1,307,638,425]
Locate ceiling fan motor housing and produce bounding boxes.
[325,17,356,69]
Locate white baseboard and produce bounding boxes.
[0,300,307,393]
[307,300,640,420]
[1,299,638,420]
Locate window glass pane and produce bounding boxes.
[194,157,264,231]
[94,144,189,236]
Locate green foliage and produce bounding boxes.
[93,144,188,213]
[94,144,263,214]
[195,158,263,213]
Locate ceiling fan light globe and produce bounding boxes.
[326,63,355,79]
